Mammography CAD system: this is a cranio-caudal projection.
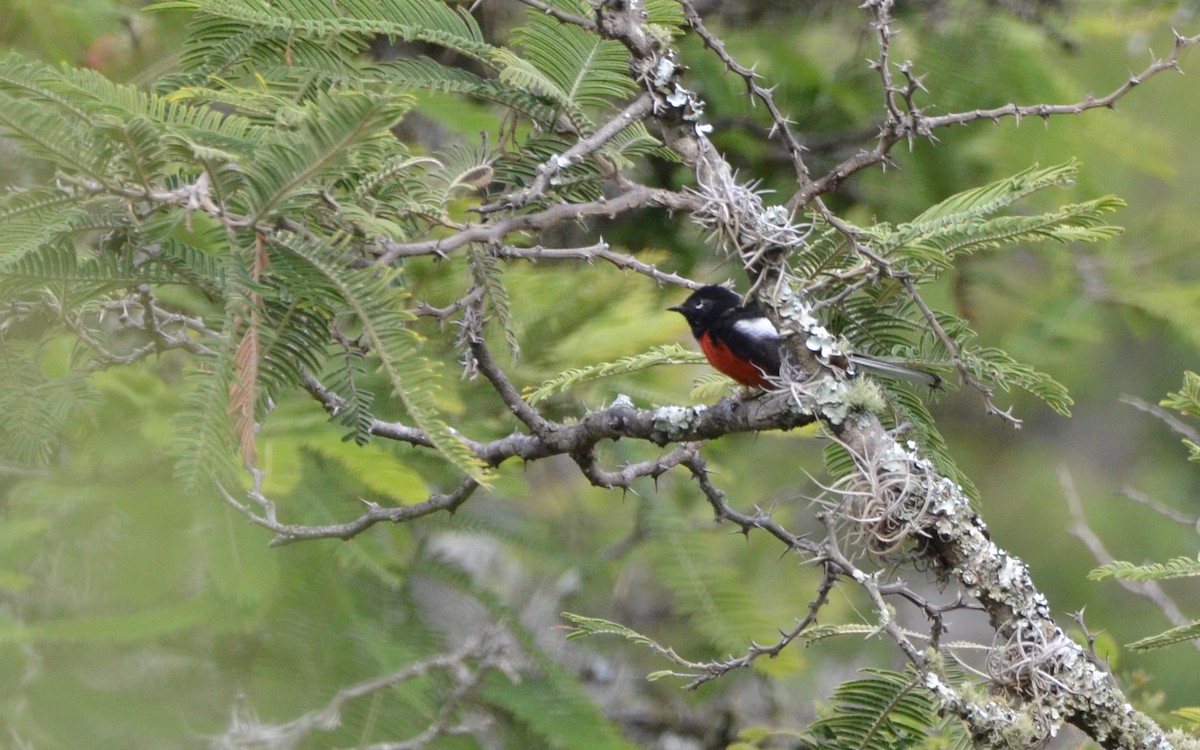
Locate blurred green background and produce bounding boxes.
[2,1,1200,747]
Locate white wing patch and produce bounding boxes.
[733,317,780,345]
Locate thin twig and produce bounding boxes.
[1121,394,1200,444]
[374,185,699,265]
[493,242,702,289]
[481,94,655,213]
[1059,465,1198,649]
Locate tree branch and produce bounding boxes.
[374,185,699,264]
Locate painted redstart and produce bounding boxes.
[669,285,941,390]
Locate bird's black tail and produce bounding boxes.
[848,354,943,389]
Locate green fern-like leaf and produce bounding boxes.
[494,131,605,204]
[1160,372,1200,460]
[804,669,939,750]
[0,94,107,177]
[689,372,738,401]
[891,196,1124,269]
[597,120,665,169]
[504,0,635,123]
[641,493,806,677]
[1161,371,1200,420]
[1089,555,1200,582]
[276,237,488,483]
[875,162,1124,274]
[642,0,686,29]
[0,344,96,467]
[468,245,521,358]
[0,53,260,179]
[1126,620,1200,652]
[0,189,89,270]
[322,349,377,446]
[171,327,241,493]
[525,344,706,405]
[907,161,1080,227]
[242,90,413,220]
[962,345,1073,416]
[150,0,497,72]
[369,56,559,124]
[1175,707,1200,725]
[787,163,1119,424]
[560,612,664,649]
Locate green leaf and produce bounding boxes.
[804,669,939,750]
[1126,620,1200,652]
[469,244,521,358]
[1161,371,1200,419]
[242,91,413,220]
[150,0,497,74]
[1089,555,1200,582]
[907,161,1081,226]
[1174,707,1200,725]
[482,671,639,750]
[370,56,559,124]
[506,0,635,118]
[560,612,662,648]
[962,345,1073,416]
[641,494,806,678]
[171,344,240,492]
[525,344,707,405]
[277,237,489,483]
[0,189,89,271]
[0,344,97,467]
[892,196,1124,269]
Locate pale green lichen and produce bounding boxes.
[649,404,706,442]
[810,377,851,424]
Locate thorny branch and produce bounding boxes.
[675,0,810,185]
[47,289,219,369]
[374,184,699,264]
[219,369,817,545]
[791,2,1200,208]
[491,242,700,289]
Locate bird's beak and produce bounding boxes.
[666,305,684,313]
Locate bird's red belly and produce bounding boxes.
[699,334,772,389]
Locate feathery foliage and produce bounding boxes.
[525,344,706,405]
[798,162,1112,484]
[501,0,634,130]
[275,237,487,481]
[1090,555,1200,583]
[803,669,941,750]
[802,162,1112,416]
[1160,370,1200,461]
[1125,621,1200,652]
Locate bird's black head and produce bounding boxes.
[668,285,742,337]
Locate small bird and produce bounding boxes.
[669,285,941,390]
